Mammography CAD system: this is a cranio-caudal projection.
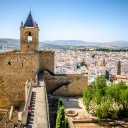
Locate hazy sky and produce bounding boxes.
[0,0,128,42]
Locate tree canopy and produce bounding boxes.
[83,76,128,119]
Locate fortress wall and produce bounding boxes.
[44,71,88,96]
[39,51,55,74]
[0,76,11,108]
[0,56,4,77]
[0,52,39,107]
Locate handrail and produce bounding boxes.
[24,81,33,111]
[21,80,33,125]
[9,106,14,121]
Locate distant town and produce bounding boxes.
[0,39,128,85]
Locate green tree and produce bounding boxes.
[83,86,93,110]
[92,76,107,104]
[57,98,64,110]
[56,106,65,128]
[83,76,107,112]
[56,99,69,128]
[96,99,111,119]
[118,86,128,117]
[106,81,127,107]
[83,76,128,119]
[80,61,87,67]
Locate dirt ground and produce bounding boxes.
[62,97,95,120]
[73,123,104,128]
[61,97,128,128]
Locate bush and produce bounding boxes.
[83,76,128,119]
[96,99,110,119]
[83,86,92,110]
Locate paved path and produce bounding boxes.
[27,80,49,128]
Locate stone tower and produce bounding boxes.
[20,12,39,53]
[103,59,106,66]
[117,61,121,75]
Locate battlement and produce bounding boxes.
[0,51,39,57]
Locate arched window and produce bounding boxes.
[27,32,32,43]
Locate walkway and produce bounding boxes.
[26,80,49,128]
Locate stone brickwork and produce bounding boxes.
[0,12,87,110]
[44,71,88,96]
[0,76,11,108]
[39,51,55,74]
[20,24,39,53]
[117,61,121,75]
[0,50,55,108]
[0,52,39,107]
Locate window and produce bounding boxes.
[8,61,11,65]
[27,32,32,43]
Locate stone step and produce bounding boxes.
[26,80,49,128]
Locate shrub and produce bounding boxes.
[57,98,64,110]
[96,99,110,119]
[56,98,68,128]
[83,76,128,119]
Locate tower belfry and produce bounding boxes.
[20,12,39,53]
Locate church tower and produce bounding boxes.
[20,12,39,53]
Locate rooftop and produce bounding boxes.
[24,12,34,27]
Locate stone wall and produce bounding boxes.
[0,76,11,108]
[20,26,39,53]
[0,51,39,107]
[44,71,88,96]
[39,51,55,74]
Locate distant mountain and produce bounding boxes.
[0,38,19,50]
[44,40,89,46]
[44,40,128,49]
[41,43,68,50]
[0,38,128,50]
[103,41,128,47]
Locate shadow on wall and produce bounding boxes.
[43,70,88,97]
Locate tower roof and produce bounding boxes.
[24,12,34,27]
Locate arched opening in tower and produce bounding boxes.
[28,32,32,43]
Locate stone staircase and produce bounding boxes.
[26,78,50,128]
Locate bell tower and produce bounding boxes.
[20,12,39,53]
